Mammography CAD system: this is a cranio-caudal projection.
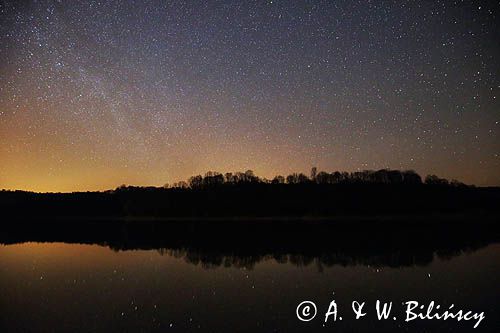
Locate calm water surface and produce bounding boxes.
[1,240,499,332]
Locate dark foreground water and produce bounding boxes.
[0,219,499,332]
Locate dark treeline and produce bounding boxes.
[169,168,462,189]
[1,218,498,270]
[1,168,499,219]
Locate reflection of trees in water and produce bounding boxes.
[151,245,487,271]
[1,218,497,270]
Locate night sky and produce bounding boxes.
[0,0,498,192]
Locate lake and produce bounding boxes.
[0,219,499,332]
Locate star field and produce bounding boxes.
[0,0,499,191]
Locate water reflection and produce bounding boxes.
[154,246,487,271]
[1,218,498,269]
[1,219,499,332]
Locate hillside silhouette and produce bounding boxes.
[1,168,499,219]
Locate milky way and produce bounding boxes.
[0,0,498,191]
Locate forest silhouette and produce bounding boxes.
[2,168,499,269]
[1,168,499,219]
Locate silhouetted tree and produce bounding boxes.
[316,171,331,184]
[310,167,317,182]
[272,175,285,184]
[224,173,233,184]
[402,170,422,185]
[189,175,203,189]
[244,170,259,183]
[297,173,309,183]
[387,170,404,184]
[202,171,224,188]
[425,175,449,185]
[450,179,467,188]
[287,173,309,184]
[172,181,188,189]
